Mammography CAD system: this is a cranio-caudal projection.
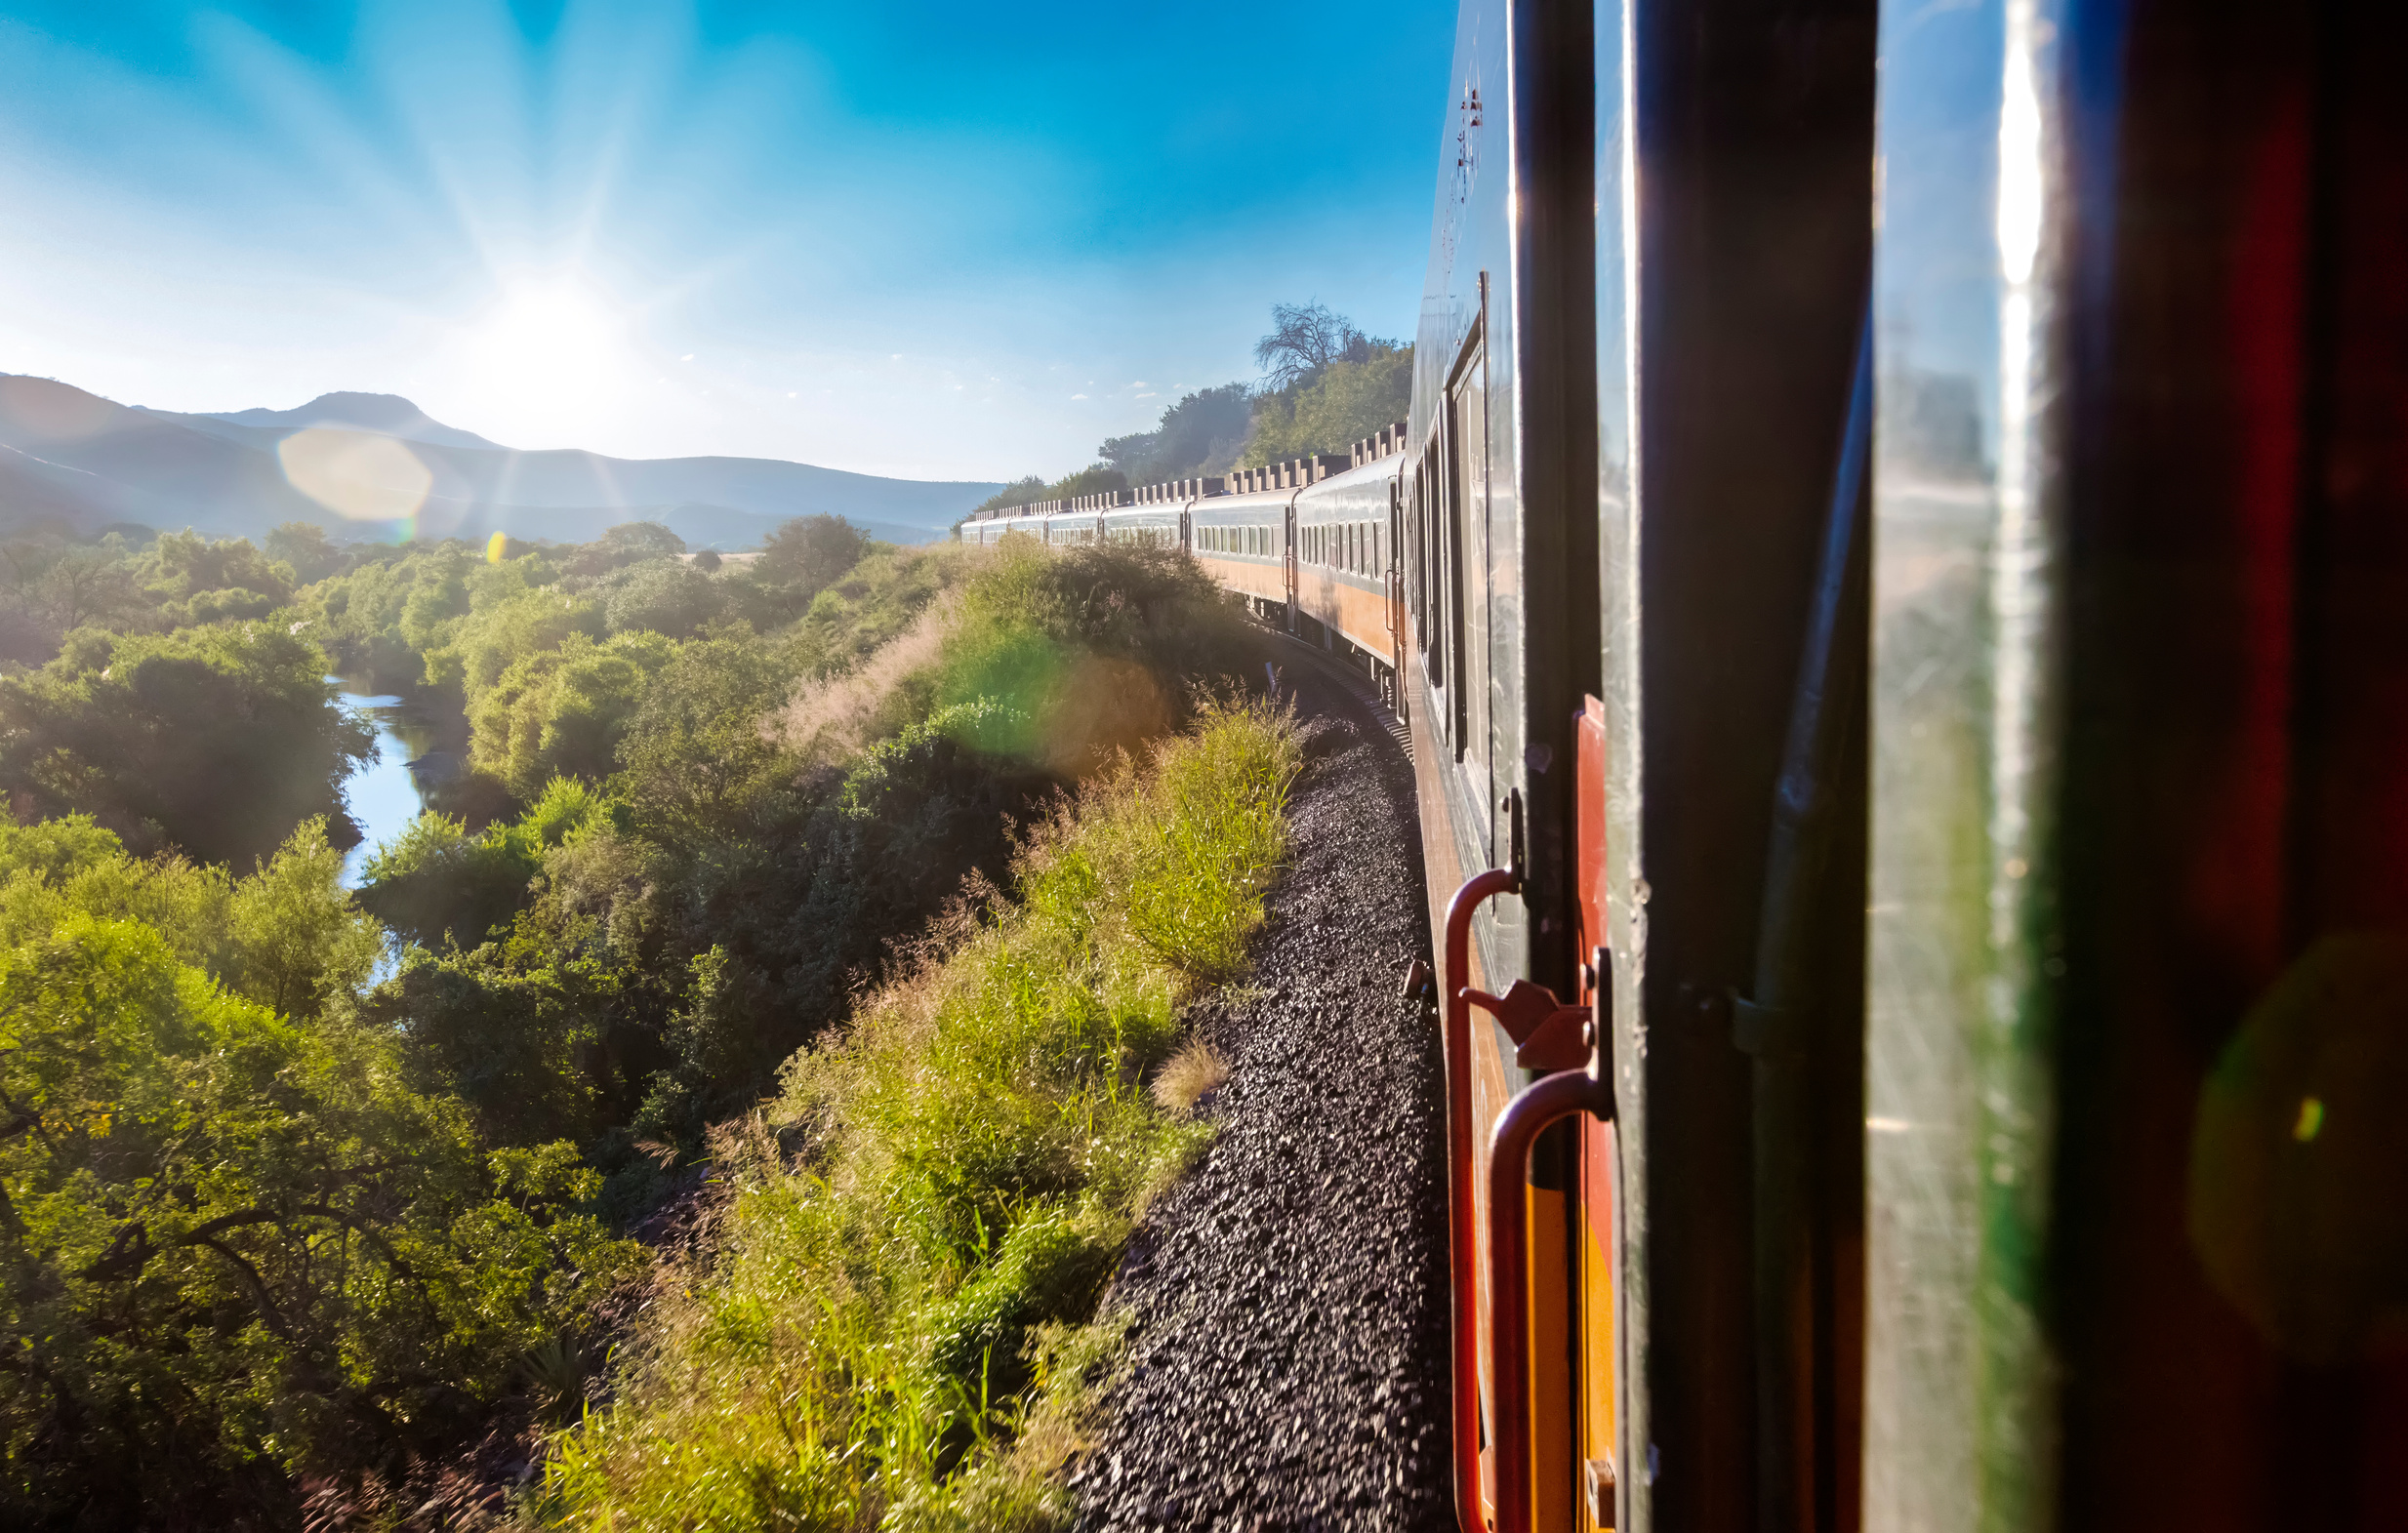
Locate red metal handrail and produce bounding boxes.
[1443,868,1520,1533]
[1488,1068,1618,1533]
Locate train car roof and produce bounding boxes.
[1188,486,1298,515]
[1293,454,1403,512]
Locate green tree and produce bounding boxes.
[226,816,385,1017]
[964,475,1047,518]
[0,624,374,867]
[1098,383,1253,483]
[1045,464,1129,501]
[141,528,294,607]
[600,556,726,637]
[0,916,636,1526]
[356,812,539,949]
[469,629,673,797]
[564,521,684,580]
[1252,299,1372,388]
[265,520,348,585]
[1244,343,1411,464]
[0,539,144,647]
[756,513,870,596]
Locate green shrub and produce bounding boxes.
[0,622,373,867]
[0,916,637,1528]
[536,702,1297,1531]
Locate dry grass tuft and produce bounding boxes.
[774,588,960,762]
[1150,1039,1228,1117]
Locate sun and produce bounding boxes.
[467,276,633,406]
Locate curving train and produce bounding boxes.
[962,0,2408,1527]
[959,425,1414,712]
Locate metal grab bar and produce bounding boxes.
[1488,1068,1618,1533]
[1443,868,1520,1533]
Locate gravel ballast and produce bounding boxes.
[1073,644,1451,1533]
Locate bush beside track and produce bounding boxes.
[536,702,1300,1531]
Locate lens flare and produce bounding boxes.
[277,427,433,528]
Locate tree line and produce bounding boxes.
[964,300,1412,519]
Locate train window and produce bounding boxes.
[1447,332,1486,766]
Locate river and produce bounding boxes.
[332,678,449,888]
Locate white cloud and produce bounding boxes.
[1070,392,1087,400]
[679,353,694,361]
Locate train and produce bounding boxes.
[962,0,2408,1527]
[959,431,1414,710]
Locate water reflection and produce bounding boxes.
[331,676,445,888]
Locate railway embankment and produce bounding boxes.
[1075,643,1450,1532]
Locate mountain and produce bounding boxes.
[179,391,508,452]
[0,375,1000,547]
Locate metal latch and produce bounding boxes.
[1462,978,1593,1070]
[1584,1455,1617,1528]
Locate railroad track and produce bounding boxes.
[1076,649,1447,1533]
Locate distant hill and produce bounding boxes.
[181,391,509,453]
[0,376,1000,547]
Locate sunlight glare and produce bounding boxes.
[460,275,639,426]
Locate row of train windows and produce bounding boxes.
[1306,521,1382,579]
[1200,525,1270,557]
[1105,527,1171,547]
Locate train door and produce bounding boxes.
[1286,500,1299,631]
[1573,699,1621,1530]
[1449,321,1493,863]
[1388,477,1408,715]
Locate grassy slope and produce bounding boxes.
[536,702,1298,1531]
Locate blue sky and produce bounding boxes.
[0,0,1455,479]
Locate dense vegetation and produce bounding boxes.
[0,499,1267,1526]
[541,704,1295,1530]
[0,814,636,1527]
[973,303,1411,518]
